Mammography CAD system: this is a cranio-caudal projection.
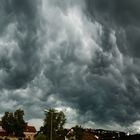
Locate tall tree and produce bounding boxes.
[41,108,66,140]
[1,109,25,137]
[1,112,15,135]
[14,109,25,137]
[72,125,84,140]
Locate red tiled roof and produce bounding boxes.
[0,131,7,136]
[24,126,36,133]
[0,127,7,136]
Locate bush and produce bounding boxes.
[35,133,46,140]
[4,138,10,140]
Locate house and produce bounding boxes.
[65,128,99,140]
[0,124,36,140]
[65,129,76,140]
[24,125,37,140]
[0,126,7,139]
[0,126,18,140]
[83,131,99,140]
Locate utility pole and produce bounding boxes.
[50,111,53,140]
[44,109,53,140]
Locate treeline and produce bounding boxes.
[1,108,131,140]
[0,108,68,140]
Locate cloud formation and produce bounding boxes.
[0,0,140,132]
[0,0,40,89]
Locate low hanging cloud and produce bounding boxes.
[0,0,140,132]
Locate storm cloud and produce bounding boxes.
[0,0,140,132]
[0,0,40,89]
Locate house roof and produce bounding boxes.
[0,126,7,136]
[83,131,99,140]
[0,126,5,132]
[24,125,36,133]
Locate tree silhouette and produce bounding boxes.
[1,109,25,137]
[41,108,66,140]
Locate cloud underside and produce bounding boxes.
[0,0,140,131]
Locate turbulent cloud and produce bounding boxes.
[83,0,140,128]
[86,0,140,58]
[0,0,140,132]
[0,0,40,89]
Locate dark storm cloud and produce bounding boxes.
[86,0,140,26]
[65,0,140,127]
[29,0,140,130]
[0,0,40,89]
[40,0,140,128]
[1,0,140,132]
[86,0,140,58]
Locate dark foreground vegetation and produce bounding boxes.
[1,109,140,140]
[108,134,140,140]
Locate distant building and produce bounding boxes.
[0,126,7,138]
[24,125,37,140]
[65,128,99,140]
[0,123,36,140]
[83,131,99,140]
[65,129,76,140]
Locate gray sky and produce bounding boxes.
[0,0,140,132]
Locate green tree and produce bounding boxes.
[1,109,25,137]
[1,112,15,135]
[35,133,46,140]
[41,108,66,140]
[14,109,25,137]
[72,125,84,140]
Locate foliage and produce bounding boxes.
[66,129,76,140]
[1,109,25,137]
[4,138,10,140]
[66,125,84,140]
[1,112,15,135]
[41,108,66,140]
[35,133,46,140]
[72,125,84,140]
[14,109,25,137]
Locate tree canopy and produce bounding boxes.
[35,133,46,140]
[1,109,25,137]
[41,108,66,140]
[72,125,84,140]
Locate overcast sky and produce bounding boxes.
[1,0,140,132]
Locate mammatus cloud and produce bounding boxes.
[0,0,140,132]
